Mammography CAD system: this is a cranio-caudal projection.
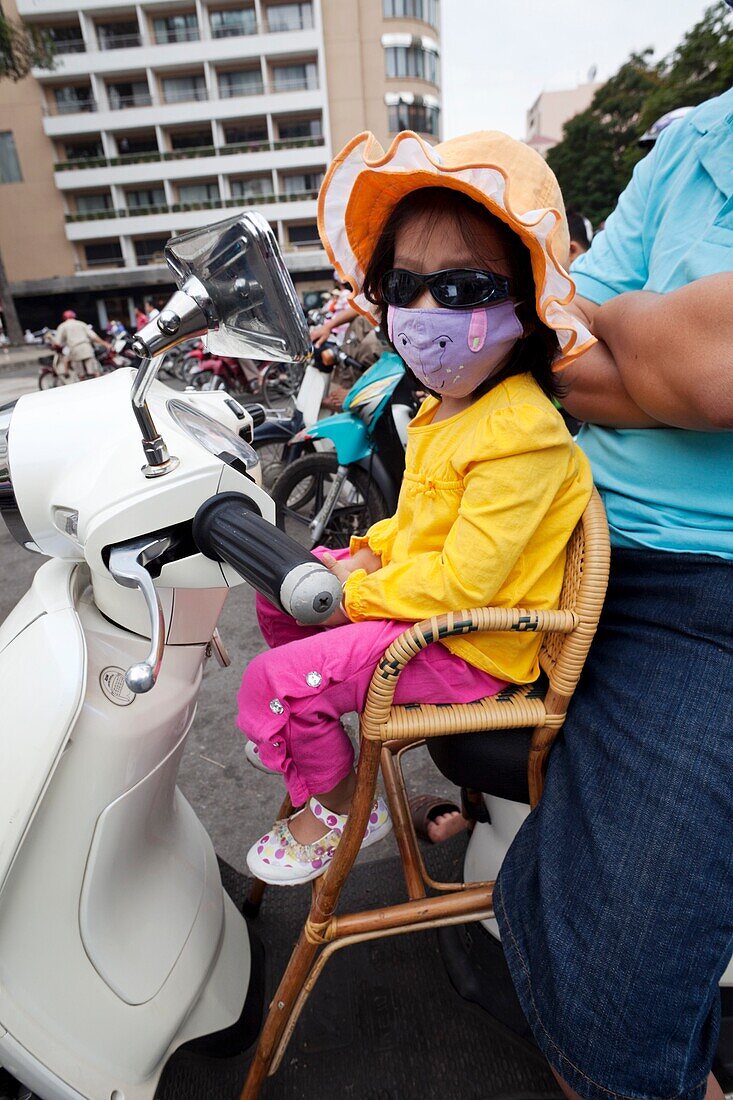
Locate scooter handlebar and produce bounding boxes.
[193,493,341,624]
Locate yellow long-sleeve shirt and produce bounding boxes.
[343,373,593,684]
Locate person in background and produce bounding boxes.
[566,208,593,263]
[54,310,110,381]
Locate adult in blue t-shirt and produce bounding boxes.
[496,89,733,1100]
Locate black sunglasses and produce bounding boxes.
[380,267,513,310]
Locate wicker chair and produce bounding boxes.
[240,487,610,1099]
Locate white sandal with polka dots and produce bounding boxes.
[246,796,392,886]
[244,740,279,775]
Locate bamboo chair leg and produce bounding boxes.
[239,740,382,1098]
[380,743,426,900]
[243,793,294,917]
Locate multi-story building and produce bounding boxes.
[0,0,441,329]
[525,81,600,159]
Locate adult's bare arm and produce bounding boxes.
[558,296,662,428]
[595,273,733,430]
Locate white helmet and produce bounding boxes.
[639,106,694,147]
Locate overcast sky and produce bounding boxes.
[441,0,715,140]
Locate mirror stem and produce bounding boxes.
[131,355,180,479]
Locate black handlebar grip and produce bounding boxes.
[192,492,342,624]
[241,403,267,428]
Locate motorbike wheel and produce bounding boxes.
[272,452,389,550]
[254,439,314,493]
[38,370,62,390]
[261,362,303,411]
[190,369,216,391]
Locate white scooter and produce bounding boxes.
[0,212,342,1100]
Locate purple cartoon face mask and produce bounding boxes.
[387,301,523,398]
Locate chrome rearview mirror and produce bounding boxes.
[132,211,311,363]
[129,211,312,477]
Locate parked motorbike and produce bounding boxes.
[0,211,342,1100]
[252,332,378,490]
[271,350,418,548]
[187,348,302,409]
[37,344,72,390]
[250,339,342,489]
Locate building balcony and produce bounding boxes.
[54,134,325,172]
[65,188,319,224]
[42,81,323,136]
[32,22,318,76]
[52,37,86,53]
[64,192,319,242]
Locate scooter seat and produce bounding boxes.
[426,727,531,805]
[423,676,551,806]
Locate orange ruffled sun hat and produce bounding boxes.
[317,129,595,370]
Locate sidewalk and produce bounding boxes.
[0,345,47,374]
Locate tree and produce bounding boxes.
[0,4,53,82]
[638,1,733,133]
[0,3,53,342]
[546,2,733,226]
[547,53,661,225]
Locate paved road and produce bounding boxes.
[0,366,456,875]
[0,364,38,405]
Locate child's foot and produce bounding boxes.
[426,810,468,843]
[409,795,469,845]
[244,740,278,775]
[246,796,392,886]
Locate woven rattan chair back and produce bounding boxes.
[538,488,610,698]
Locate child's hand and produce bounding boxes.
[320,551,355,586]
[321,547,381,584]
[347,547,382,574]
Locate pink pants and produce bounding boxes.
[237,551,506,805]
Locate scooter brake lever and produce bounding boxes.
[108,534,173,694]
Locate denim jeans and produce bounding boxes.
[495,549,733,1100]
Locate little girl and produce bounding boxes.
[238,129,595,886]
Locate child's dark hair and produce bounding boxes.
[362,187,565,402]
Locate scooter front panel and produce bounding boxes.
[79,731,216,1006]
[0,589,249,1098]
[0,560,85,900]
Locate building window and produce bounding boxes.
[46,24,85,53]
[169,129,213,150]
[153,13,199,43]
[210,8,257,38]
[277,116,321,140]
[64,138,104,162]
[218,69,263,97]
[96,20,140,49]
[107,80,151,110]
[223,120,268,144]
[54,86,95,114]
[266,3,314,32]
[385,45,439,83]
[388,101,439,136]
[383,0,439,27]
[134,238,168,266]
[126,187,166,209]
[161,75,207,104]
[271,61,317,92]
[84,241,124,268]
[230,176,273,199]
[116,133,158,156]
[281,170,323,195]
[0,133,22,183]
[178,181,220,203]
[287,222,319,246]
[76,192,112,213]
